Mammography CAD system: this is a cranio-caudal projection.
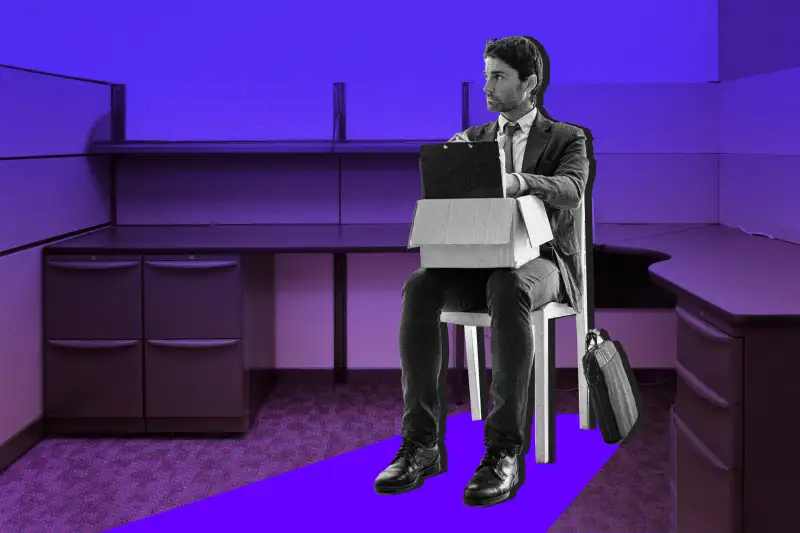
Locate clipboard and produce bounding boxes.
[419,141,504,199]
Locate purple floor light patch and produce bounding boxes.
[111,413,618,532]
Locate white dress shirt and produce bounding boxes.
[449,107,538,195]
[497,107,538,194]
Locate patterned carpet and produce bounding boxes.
[0,373,675,533]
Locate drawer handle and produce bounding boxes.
[47,260,139,271]
[145,261,237,270]
[676,306,733,343]
[673,413,730,472]
[676,361,729,408]
[48,339,139,349]
[147,339,240,349]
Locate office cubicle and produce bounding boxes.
[0,64,120,465]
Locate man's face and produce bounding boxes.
[483,56,534,113]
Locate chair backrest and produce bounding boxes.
[573,197,591,319]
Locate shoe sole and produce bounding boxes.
[374,461,444,495]
[463,473,520,507]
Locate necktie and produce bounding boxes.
[503,122,521,174]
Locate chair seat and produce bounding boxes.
[440,302,576,328]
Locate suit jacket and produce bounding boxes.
[451,111,591,311]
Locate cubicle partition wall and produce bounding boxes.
[107,80,721,373]
[718,66,800,245]
[0,65,116,466]
[717,1,800,244]
[478,82,721,224]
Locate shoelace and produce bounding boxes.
[478,447,510,469]
[394,439,422,462]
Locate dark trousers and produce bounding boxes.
[399,251,564,454]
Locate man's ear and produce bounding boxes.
[526,74,538,95]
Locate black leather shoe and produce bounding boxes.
[463,447,520,507]
[374,439,443,495]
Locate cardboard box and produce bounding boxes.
[408,196,553,269]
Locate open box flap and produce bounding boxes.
[517,195,554,247]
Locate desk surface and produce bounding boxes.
[90,140,448,155]
[45,222,800,325]
[46,224,416,253]
[45,222,709,254]
[615,224,800,326]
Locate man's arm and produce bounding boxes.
[450,130,530,197]
[514,131,589,209]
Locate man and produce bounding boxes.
[374,36,590,507]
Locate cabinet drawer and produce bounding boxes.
[676,306,742,403]
[674,413,742,533]
[44,339,143,418]
[45,255,142,339]
[144,255,242,339]
[676,361,742,468]
[144,338,244,418]
[670,405,677,524]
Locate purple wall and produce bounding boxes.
[0,67,112,446]
[717,67,800,244]
[117,83,721,227]
[0,67,110,157]
[718,0,800,80]
[0,249,46,446]
[0,0,718,140]
[717,2,800,245]
[115,155,340,225]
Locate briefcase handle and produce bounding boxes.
[585,328,604,352]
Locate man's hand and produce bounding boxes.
[503,170,521,197]
[447,132,470,142]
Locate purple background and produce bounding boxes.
[1,0,798,456]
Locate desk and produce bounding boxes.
[43,223,417,437]
[41,222,705,437]
[90,140,449,155]
[611,224,800,533]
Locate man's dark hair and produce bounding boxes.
[483,36,545,103]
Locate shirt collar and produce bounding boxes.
[498,106,537,135]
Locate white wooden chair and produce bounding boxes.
[440,199,595,464]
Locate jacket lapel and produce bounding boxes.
[476,111,553,173]
[521,111,553,173]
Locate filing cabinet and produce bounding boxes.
[45,339,144,420]
[44,256,144,432]
[142,255,246,430]
[144,339,244,419]
[143,255,242,339]
[674,306,743,533]
[44,255,142,340]
[43,252,249,435]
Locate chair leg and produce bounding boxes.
[575,311,596,430]
[452,324,465,405]
[464,325,488,421]
[534,315,556,463]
